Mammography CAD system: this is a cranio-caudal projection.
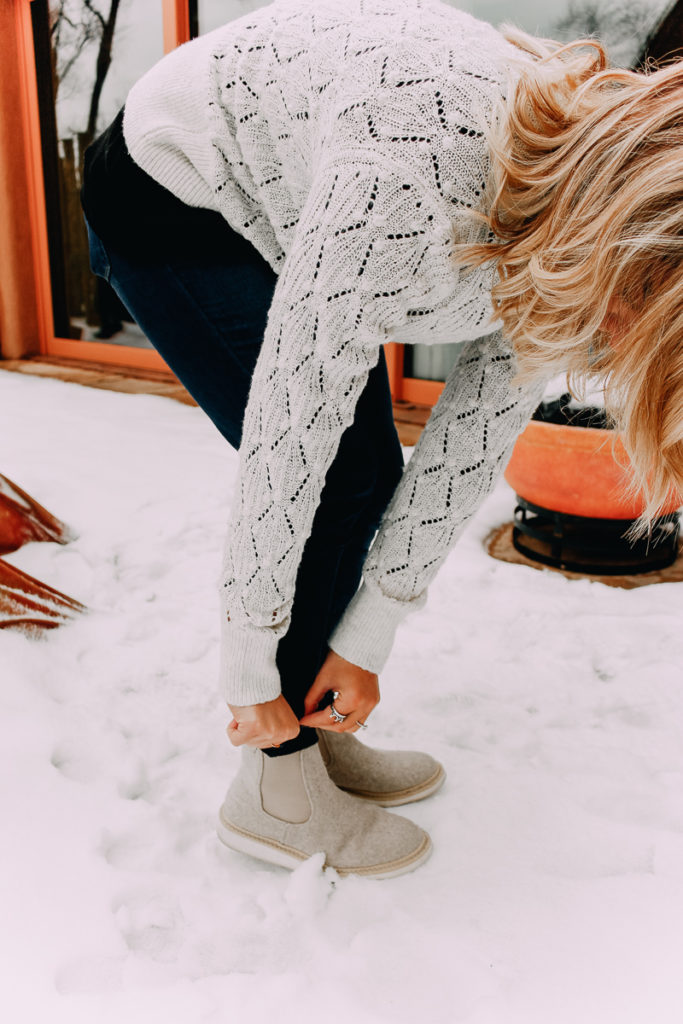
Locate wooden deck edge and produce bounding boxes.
[0,357,430,443]
[0,356,196,406]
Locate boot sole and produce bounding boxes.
[338,763,446,807]
[216,812,432,879]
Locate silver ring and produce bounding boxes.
[355,720,368,730]
[329,703,347,724]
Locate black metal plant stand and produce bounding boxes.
[513,496,680,575]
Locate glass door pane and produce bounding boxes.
[195,0,264,35]
[404,344,464,383]
[34,0,165,348]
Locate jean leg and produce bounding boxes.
[88,227,403,756]
[322,352,405,643]
[106,244,277,448]
[272,348,404,755]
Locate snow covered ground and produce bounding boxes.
[2,370,683,1024]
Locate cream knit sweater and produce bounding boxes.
[123,0,545,706]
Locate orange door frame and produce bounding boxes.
[162,0,191,51]
[16,0,56,361]
[16,0,443,401]
[402,376,445,405]
[16,0,186,371]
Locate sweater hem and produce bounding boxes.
[327,581,427,674]
[219,620,282,706]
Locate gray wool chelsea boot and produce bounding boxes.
[217,743,432,879]
[317,729,446,806]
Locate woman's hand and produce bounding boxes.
[299,649,380,733]
[227,694,300,749]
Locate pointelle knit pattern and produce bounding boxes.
[123,0,546,705]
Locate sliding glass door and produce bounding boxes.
[20,0,461,400]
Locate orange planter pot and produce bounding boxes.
[505,420,680,520]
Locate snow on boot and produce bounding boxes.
[317,729,445,807]
[217,744,432,878]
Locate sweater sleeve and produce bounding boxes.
[218,147,539,705]
[328,331,545,672]
[219,156,395,706]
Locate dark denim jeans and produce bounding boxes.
[86,221,404,755]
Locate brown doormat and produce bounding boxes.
[486,522,683,590]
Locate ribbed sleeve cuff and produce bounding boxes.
[327,582,427,674]
[219,618,282,707]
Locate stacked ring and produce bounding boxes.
[329,703,347,724]
[328,689,347,724]
[326,690,370,728]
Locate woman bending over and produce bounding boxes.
[82,0,683,877]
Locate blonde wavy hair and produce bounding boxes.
[455,27,683,530]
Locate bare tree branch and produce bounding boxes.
[85,0,122,146]
[49,0,66,36]
[553,0,656,66]
[50,0,123,145]
[82,0,105,33]
[57,30,94,84]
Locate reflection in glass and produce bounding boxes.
[37,0,164,347]
[404,344,465,384]
[196,0,264,35]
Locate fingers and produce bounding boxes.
[226,718,299,748]
[298,708,337,729]
[302,675,332,717]
[336,714,371,734]
[300,678,379,732]
[227,719,242,744]
[227,694,301,748]
[299,700,376,733]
